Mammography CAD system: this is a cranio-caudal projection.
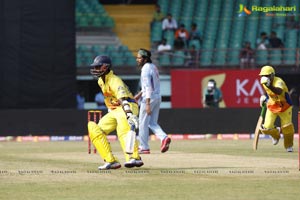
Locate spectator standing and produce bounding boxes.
[239,41,255,68]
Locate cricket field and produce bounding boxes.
[0,139,299,200]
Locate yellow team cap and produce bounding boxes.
[259,65,275,76]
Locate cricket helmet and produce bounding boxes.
[259,65,275,76]
[91,55,111,67]
[90,55,111,77]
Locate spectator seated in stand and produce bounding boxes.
[269,31,284,48]
[157,38,172,53]
[189,23,202,45]
[186,44,199,66]
[151,4,165,25]
[162,13,178,34]
[239,41,255,69]
[256,32,269,50]
[174,24,189,50]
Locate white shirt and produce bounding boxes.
[140,63,161,101]
[162,18,178,30]
[157,44,171,52]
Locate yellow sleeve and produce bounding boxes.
[110,76,133,100]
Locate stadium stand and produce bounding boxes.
[75,0,138,67]
[151,0,300,68]
[75,0,115,30]
[76,0,300,69]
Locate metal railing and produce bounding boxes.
[76,47,300,72]
[153,48,300,70]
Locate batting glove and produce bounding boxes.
[260,76,270,87]
[128,115,139,129]
[259,95,267,107]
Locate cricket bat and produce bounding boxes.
[125,124,136,154]
[253,104,267,150]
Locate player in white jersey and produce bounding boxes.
[134,49,171,154]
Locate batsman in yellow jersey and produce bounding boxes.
[259,65,294,152]
[88,55,143,170]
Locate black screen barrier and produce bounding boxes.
[0,108,298,136]
[0,0,76,109]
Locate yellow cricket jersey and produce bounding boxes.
[263,76,292,113]
[97,70,134,110]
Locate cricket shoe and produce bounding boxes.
[124,158,144,168]
[98,162,121,170]
[138,148,150,154]
[271,127,281,145]
[161,137,171,153]
[286,147,293,152]
[271,137,279,145]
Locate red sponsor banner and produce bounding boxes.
[171,69,264,108]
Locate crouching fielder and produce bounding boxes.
[259,65,294,152]
[88,55,143,170]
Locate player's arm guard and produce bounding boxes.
[121,99,138,128]
[121,100,133,118]
[259,95,267,107]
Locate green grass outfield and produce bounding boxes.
[0,139,299,200]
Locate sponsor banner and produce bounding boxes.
[51,136,67,141]
[168,134,185,140]
[237,134,251,140]
[171,69,263,108]
[187,134,207,140]
[14,136,50,142]
[36,136,50,142]
[67,136,84,141]
[217,134,251,140]
[217,134,235,140]
[5,134,298,141]
[84,135,117,141]
[16,136,34,142]
[107,135,117,141]
[250,134,271,139]
[250,134,300,139]
[50,136,84,141]
[0,136,15,141]
[157,134,250,140]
